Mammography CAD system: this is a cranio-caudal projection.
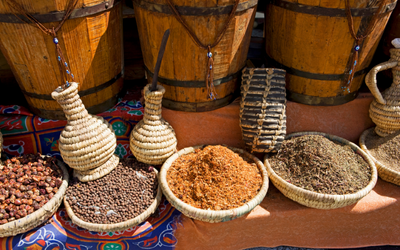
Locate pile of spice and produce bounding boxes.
[0,154,63,225]
[269,135,371,195]
[167,145,262,210]
[65,158,157,224]
[366,129,400,172]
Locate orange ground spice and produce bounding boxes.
[167,145,262,210]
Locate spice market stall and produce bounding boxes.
[1,0,400,249]
[1,95,400,249]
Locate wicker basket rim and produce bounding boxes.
[264,131,378,202]
[64,168,162,232]
[0,156,69,234]
[359,127,400,178]
[159,145,269,219]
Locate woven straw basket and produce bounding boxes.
[63,168,162,232]
[359,127,400,186]
[0,157,69,237]
[240,68,286,153]
[159,145,269,223]
[264,132,378,209]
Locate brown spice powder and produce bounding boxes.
[268,135,371,195]
[167,145,262,210]
[366,129,400,172]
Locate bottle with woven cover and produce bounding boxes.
[130,84,177,165]
[366,38,400,137]
[51,82,119,182]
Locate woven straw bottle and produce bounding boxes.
[51,82,119,182]
[365,38,400,137]
[130,84,177,165]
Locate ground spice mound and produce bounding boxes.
[268,135,371,195]
[366,129,400,172]
[65,158,157,224]
[167,145,262,210]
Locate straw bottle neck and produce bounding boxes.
[52,82,90,122]
[390,49,400,85]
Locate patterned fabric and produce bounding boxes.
[0,199,182,250]
[0,99,144,159]
[0,96,182,249]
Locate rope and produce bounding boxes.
[344,0,387,93]
[166,0,240,100]
[6,0,79,89]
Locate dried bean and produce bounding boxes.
[66,158,157,224]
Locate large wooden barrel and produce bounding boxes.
[265,0,397,106]
[133,0,257,112]
[0,0,124,120]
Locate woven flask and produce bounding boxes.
[51,82,119,182]
[366,38,400,137]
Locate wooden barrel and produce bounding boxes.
[0,0,124,120]
[265,0,397,106]
[133,0,257,112]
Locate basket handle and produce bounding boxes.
[365,60,398,105]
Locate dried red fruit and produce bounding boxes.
[0,154,63,223]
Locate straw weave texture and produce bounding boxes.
[51,82,118,181]
[130,84,177,165]
[359,127,400,186]
[366,48,400,137]
[264,132,378,209]
[159,145,269,223]
[64,168,162,232]
[240,68,287,153]
[73,154,119,182]
[0,158,69,237]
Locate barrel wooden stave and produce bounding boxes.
[0,0,123,119]
[265,0,396,105]
[135,0,256,111]
[0,0,105,14]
